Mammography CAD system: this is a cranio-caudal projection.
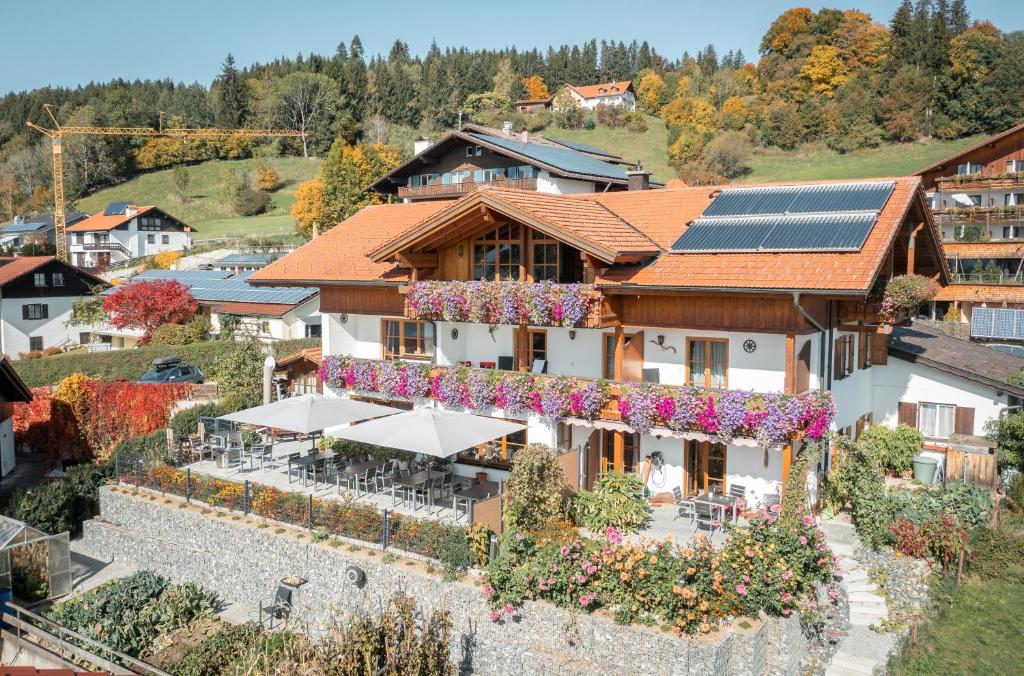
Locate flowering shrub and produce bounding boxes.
[319,357,835,445]
[618,382,835,445]
[879,275,939,319]
[889,511,971,574]
[406,281,598,328]
[484,510,836,635]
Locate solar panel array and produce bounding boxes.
[216,253,273,265]
[470,132,628,181]
[105,269,316,306]
[547,137,620,158]
[673,181,895,253]
[970,307,1024,340]
[0,221,49,234]
[103,201,132,216]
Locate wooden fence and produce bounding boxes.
[945,449,999,489]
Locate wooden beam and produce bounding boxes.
[784,334,795,394]
[517,324,529,372]
[780,444,793,496]
[907,222,925,275]
[613,431,624,473]
[613,323,624,381]
[396,252,439,269]
[520,223,529,281]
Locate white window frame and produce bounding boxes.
[918,402,956,439]
[51,272,64,287]
[33,273,46,287]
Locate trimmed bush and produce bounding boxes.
[971,516,1024,583]
[170,402,228,441]
[5,461,113,537]
[571,471,650,533]
[860,424,923,475]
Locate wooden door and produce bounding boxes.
[584,429,601,489]
[685,441,727,495]
[621,331,645,382]
[684,440,700,497]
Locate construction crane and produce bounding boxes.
[27,104,305,262]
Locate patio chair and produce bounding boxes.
[258,584,292,630]
[354,468,377,496]
[391,469,412,506]
[672,486,695,524]
[248,444,273,470]
[414,477,435,511]
[284,452,301,482]
[432,474,454,511]
[311,457,329,488]
[374,461,396,493]
[727,484,747,518]
[763,493,782,510]
[694,501,718,535]
[327,455,348,483]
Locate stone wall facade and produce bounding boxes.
[81,486,810,675]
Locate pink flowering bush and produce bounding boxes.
[320,356,835,443]
[483,513,836,635]
[879,274,939,319]
[406,281,599,328]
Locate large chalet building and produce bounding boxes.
[915,121,1024,326]
[68,202,194,269]
[368,123,646,203]
[251,173,958,505]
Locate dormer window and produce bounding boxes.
[466,145,483,158]
[956,162,983,175]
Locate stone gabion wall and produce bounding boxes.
[81,487,810,675]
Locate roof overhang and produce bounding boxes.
[888,345,1024,399]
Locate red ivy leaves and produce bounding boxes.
[102,279,198,344]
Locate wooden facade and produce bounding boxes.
[917,123,1024,191]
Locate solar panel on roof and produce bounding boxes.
[672,213,876,252]
[546,137,620,158]
[469,132,628,181]
[971,308,1024,340]
[702,182,895,218]
[103,201,131,216]
[104,269,315,306]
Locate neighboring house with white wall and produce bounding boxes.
[0,356,32,478]
[251,177,948,506]
[0,212,88,250]
[67,202,193,269]
[368,122,646,203]
[873,323,1024,440]
[0,256,109,358]
[94,269,319,347]
[552,80,636,112]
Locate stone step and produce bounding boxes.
[849,609,888,627]
[844,581,878,594]
[849,599,887,612]
[830,541,857,557]
[826,651,879,676]
[840,570,869,584]
[849,590,885,602]
[836,556,860,575]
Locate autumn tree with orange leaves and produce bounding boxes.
[102,279,198,344]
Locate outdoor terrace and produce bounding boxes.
[397,177,538,200]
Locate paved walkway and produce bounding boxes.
[821,519,894,676]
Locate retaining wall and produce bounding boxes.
[81,486,809,675]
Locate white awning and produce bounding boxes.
[563,417,764,448]
[219,393,400,434]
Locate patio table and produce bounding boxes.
[288,452,335,487]
[392,470,447,509]
[693,493,738,524]
[452,481,499,517]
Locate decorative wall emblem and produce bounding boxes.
[743,339,757,353]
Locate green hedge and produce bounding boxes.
[4,461,113,537]
[12,338,321,388]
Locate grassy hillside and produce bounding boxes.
[75,156,320,241]
[544,115,673,183]
[740,135,984,183]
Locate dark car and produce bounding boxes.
[139,356,204,384]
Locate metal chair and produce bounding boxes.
[258,584,292,630]
[354,468,377,496]
[694,501,718,534]
[284,452,301,482]
[414,477,435,511]
[432,474,454,511]
[672,486,695,523]
[727,484,747,518]
[374,461,396,493]
[763,493,782,510]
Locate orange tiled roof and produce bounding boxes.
[935,284,1024,303]
[596,178,933,292]
[0,256,106,288]
[249,201,448,285]
[944,242,1024,258]
[277,347,323,367]
[67,206,157,232]
[571,80,633,99]
[252,177,938,295]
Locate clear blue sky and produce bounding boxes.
[3,0,1022,95]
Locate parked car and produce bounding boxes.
[138,356,204,384]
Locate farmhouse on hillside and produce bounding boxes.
[67,202,194,269]
[551,80,636,112]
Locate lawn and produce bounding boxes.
[544,114,673,183]
[741,136,985,183]
[892,578,1024,675]
[75,156,320,242]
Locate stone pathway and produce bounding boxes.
[820,519,894,676]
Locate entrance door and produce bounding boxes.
[601,430,639,474]
[621,331,645,382]
[684,441,728,496]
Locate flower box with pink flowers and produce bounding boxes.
[405,280,604,328]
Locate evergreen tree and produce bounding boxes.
[928,0,951,75]
[344,36,369,120]
[214,54,247,128]
[887,0,917,75]
[949,0,969,35]
[911,0,933,68]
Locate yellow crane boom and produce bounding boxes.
[27,104,305,262]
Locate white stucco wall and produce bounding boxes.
[830,330,874,430]
[872,355,1010,437]
[0,295,98,358]
[536,172,599,195]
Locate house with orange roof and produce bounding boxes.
[249,176,959,506]
[914,121,1024,323]
[0,256,108,358]
[552,80,636,112]
[67,201,193,269]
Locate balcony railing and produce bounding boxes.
[80,241,131,256]
[951,272,1024,285]
[317,356,835,446]
[935,174,1024,191]
[397,177,538,199]
[404,281,606,329]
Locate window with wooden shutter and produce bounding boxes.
[871,330,888,365]
[858,332,868,370]
[795,341,811,393]
[833,336,845,380]
[954,407,975,435]
[846,335,855,375]
[897,402,918,427]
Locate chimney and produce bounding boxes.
[501,121,513,136]
[125,204,138,217]
[520,130,529,143]
[627,162,651,191]
[13,215,24,225]
[413,138,431,155]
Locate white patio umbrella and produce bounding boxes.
[329,407,526,458]
[218,394,401,435]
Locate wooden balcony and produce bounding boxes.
[935,174,1024,192]
[397,177,538,200]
